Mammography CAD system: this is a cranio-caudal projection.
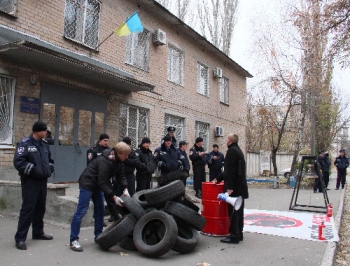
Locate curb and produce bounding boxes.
[320,185,347,266]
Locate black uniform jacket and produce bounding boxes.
[79,148,127,200]
[189,144,206,166]
[216,143,248,199]
[14,135,54,179]
[154,143,181,175]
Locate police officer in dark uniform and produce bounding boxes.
[13,121,54,250]
[87,134,110,165]
[207,144,225,181]
[164,126,177,148]
[177,140,190,185]
[334,148,349,189]
[189,137,207,199]
[154,135,182,176]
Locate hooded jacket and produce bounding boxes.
[79,148,127,200]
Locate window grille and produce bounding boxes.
[195,121,210,151]
[168,45,184,85]
[64,0,101,49]
[119,104,149,149]
[0,0,17,16]
[125,30,150,71]
[0,75,15,145]
[220,76,229,104]
[197,62,209,97]
[164,114,185,143]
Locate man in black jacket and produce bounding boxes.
[213,133,248,244]
[13,121,54,250]
[177,140,190,185]
[136,137,156,191]
[334,149,349,190]
[87,134,109,165]
[69,142,130,252]
[189,137,207,198]
[207,144,224,181]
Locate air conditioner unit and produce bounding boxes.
[153,29,167,45]
[213,67,223,78]
[215,126,224,137]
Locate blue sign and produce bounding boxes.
[20,96,40,114]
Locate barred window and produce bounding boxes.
[119,104,149,149]
[168,45,184,86]
[126,30,150,71]
[64,0,101,49]
[0,75,15,146]
[197,62,209,97]
[220,76,229,104]
[164,114,185,145]
[0,0,17,16]
[195,121,210,151]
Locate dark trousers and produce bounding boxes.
[323,171,330,188]
[313,175,324,192]
[336,169,347,188]
[193,165,206,193]
[15,177,48,242]
[115,174,135,197]
[209,169,222,181]
[136,173,152,192]
[228,199,245,239]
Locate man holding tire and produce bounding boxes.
[69,142,131,252]
[213,133,248,244]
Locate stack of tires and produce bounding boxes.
[95,180,206,257]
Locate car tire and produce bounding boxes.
[95,214,136,250]
[172,223,199,254]
[133,211,178,257]
[173,195,200,213]
[120,195,146,220]
[164,201,206,231]
[119,235,137,251]
[144,180,185,205]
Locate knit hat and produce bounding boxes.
[140,137,151,146]
[32,121,47,132]
[99,134,109,141]
[122,136,132,145]
[213,144,218,148]
[195,137,203,143]
[163,135,172,142]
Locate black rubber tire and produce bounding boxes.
[144,180,185,205]
[172,223,199,254]
[164,201,206,231]
[132,190,150,208]
[145,207,158,213]
[133,211,178,257]
[96,214,136,250]
[173,195,200,213]
[157,170,188,186]
[119,235,137,251]
[120,195,146,220]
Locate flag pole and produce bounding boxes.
[94,31,114,50]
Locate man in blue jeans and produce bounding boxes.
[70,142,131,252]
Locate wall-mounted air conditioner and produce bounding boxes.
[153,29,167,45]
[213,67,223,78]
[215,126,224,137]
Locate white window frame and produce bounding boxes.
[0,0,17,16]
[220,76,229,105]
[168,45,184,86]
[63,0,101,49]
[164,114,185,142]
[125,30,151,71]
[197,62,209,97]
[195,121,210,151]
[0,75,15,148]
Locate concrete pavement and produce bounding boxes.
[0,176,345,266]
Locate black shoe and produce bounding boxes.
[220,236,239,244]
[326,188,331,190]
[108,216,114,222]
[32,233,53,240]
[103,222,107,227]
[16,241,27,250]
[335,188,339,190]
[195,193,202,199]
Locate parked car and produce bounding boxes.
[279,168,291,178]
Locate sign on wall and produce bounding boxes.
[20,96,40,114]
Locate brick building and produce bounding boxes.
[0,0,252,182]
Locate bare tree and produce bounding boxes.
[156,0,191,21]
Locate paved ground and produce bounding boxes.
[0,176,344,266]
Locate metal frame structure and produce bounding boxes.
[289,156,329,213]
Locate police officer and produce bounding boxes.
[164,126,177,148]
[207,144,225,181]
[13,121,54,250]
[87,134,110,165]
[189,137,207,199]
[177,140,190,185]
[154,135,182,176]
[334,149,349,190]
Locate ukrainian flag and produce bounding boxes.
[115,11,144,37]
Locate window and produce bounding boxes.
[220,76,229,104]
[197,62,209,97]
[0,75,15,146]
[64,0,101,49]
[195,121,210,151]
[168,45,184,85]
[119,104,149,149]
[126,30,150,71]
[164,114,185,142]
[0,0,17,16]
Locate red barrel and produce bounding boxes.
[201,182,230,236]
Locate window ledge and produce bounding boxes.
[167,80,184,87]
[220,102,229,106]
[0,144,16,150]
